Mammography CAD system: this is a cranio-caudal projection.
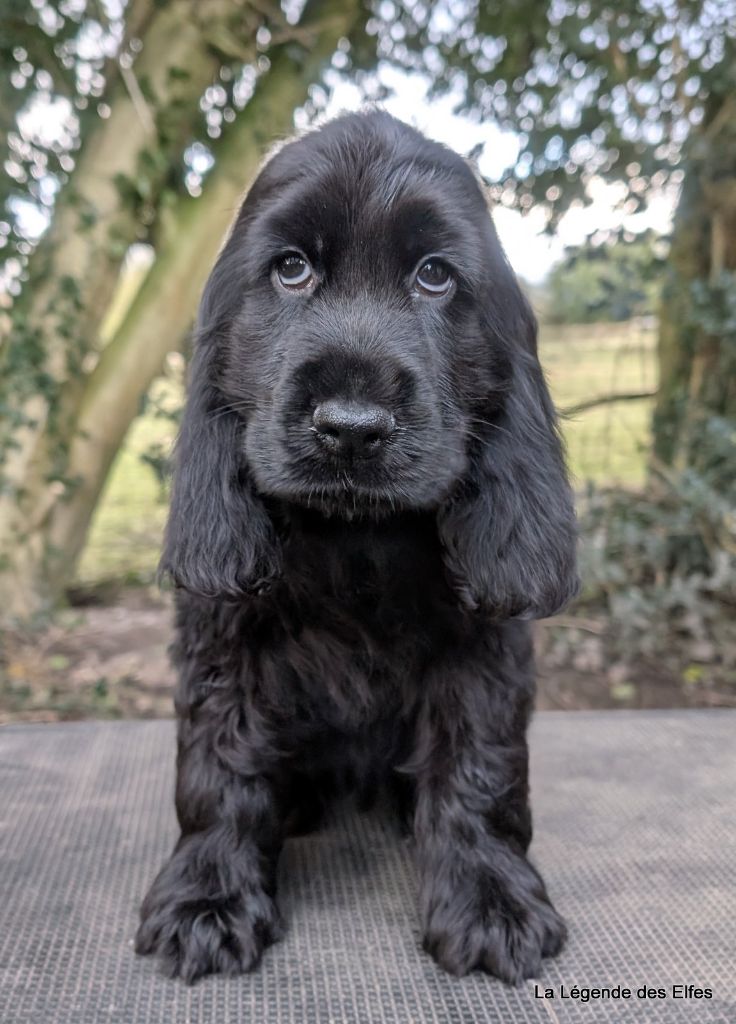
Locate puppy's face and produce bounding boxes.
[166,113,576,615]
[216,117,512,517]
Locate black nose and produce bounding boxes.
[312,399,396,459]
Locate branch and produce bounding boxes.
[537,616,607,634]
[562,390,657,417]
[119,62,156,136]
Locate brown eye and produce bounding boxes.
[414,258,453,297]
[275,253,313,290]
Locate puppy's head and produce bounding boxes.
[164,111,578,618]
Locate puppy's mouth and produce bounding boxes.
[283,479,407,521]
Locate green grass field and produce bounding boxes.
[76,321,657,586]
[542,321,657,487]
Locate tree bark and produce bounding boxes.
[652,97,736,472]
[0,0,363,619]
[0,0,251,619]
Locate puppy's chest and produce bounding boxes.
[251,519,461,726]
[284,547,444,654]
[279,588,430,703]
[282,517,450,622]
[259,580,443,730]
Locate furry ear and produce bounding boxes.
[438,288,579,620]
[160,247,281,599]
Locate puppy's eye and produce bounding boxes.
[275,253,314,290]
[414,259,453,297]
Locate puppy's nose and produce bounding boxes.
[312,399,396,458]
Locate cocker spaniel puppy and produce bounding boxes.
[135,111,578,985]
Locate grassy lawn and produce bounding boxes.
[77,321,657,587]
[76,376,179,586]
[541,321,657,487]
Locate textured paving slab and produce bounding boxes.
[0,711,734,1024]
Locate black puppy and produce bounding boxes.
[135,110,578,985]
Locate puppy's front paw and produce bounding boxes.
[422,858,566,983]
[135,861,282,983]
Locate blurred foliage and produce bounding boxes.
[0,0,302,290]
[4,0,736,271]
[654,266,736,473]
[365,0,735,223]
[1,0,121,268]
[562,263,736,697]
[571,413,736,693]
[545,230,665,323]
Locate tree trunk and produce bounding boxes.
[0,0,238,455]
[0,0,249,619]
[652,97,736,472]
[0,0,363,620]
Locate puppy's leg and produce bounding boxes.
[413,626,566,983]
[135,701,283,983]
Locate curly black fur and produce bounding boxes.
[135,111,579,985]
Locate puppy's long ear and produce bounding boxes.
[438,267,579,620]
[160,236,280,599]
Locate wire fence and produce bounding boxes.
[541,318,657,488]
